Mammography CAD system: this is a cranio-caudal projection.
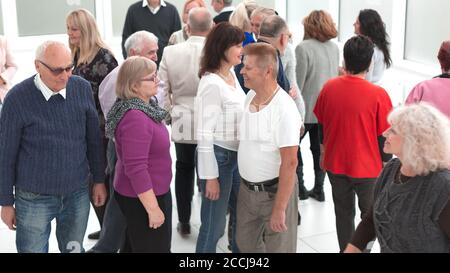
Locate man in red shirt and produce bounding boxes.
[313,35,393,252]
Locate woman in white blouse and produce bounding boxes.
[354,9,392,84]
[195,23,245,253]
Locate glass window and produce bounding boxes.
[16,0,95,36]
[111,0,140,37]
[338,0,393,43]
[404,0,450,65]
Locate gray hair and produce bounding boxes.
[223,0,233,7]
[35,41,70,61]
[259,15,288,38]
[124,31,158,56]
[388,103,450,176]
[251,6,275,19]
[188,7,213,33]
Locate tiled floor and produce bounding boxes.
[0,135,379,253]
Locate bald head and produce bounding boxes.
[188,7,213,36]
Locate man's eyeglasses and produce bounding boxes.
[38,60,73,75]
[140,73,159,83]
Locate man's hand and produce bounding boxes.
[288,87,298,99]
[92,183,107,207]
[1,206,16,230]
[205,178,220,201]
[270,208,287,233]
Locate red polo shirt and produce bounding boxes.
[313,75,393,178]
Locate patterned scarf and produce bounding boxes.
[105,97,169,139]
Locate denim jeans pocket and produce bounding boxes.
[214,146,230,166]
[16,189,42,201]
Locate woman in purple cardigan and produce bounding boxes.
[105,56,172,253]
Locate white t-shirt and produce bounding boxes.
[238,88,302,183]
[195,71,246,179]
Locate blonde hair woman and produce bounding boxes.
[345,103,450,253]
[67,9,118,120]
[229,0,257,46]
[105,56,171,252]
[66,8,118,239]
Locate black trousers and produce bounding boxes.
[174,143,197,223]
[327,172,375,252]
[89,134,109,227]
[115,190,172,253]
[298,124,322,171]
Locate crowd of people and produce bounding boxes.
[0,0,448,253]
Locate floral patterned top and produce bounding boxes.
[73,47,118,130]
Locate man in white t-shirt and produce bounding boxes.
[237,43,302,252]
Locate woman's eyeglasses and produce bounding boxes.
[140,73,159,83]
[39,60,73,75]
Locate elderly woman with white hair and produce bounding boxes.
[345,103,450,253]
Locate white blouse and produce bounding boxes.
[366,46,386,84]
[195,71,245,179]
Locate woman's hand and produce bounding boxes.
[205,178,220,201]
[148,206,165,229]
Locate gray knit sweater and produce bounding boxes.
[295,39,339,124]
[0,75,105,206]
[374,159,450,253]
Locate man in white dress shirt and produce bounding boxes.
[159,7,213,236]
[237,43,301,253]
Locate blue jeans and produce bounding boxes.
[15,186,90,253]
[196,145,240,253]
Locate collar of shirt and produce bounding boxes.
[143,0,166,14]
[34,74,67,101]
[220,6,235,14]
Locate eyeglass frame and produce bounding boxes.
[38,60,74,76]
[139,72,159,83]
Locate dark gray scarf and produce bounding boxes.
[105,97,169,139]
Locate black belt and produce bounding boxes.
[241,177,278,193]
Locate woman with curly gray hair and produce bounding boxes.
[345,103,450,253]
